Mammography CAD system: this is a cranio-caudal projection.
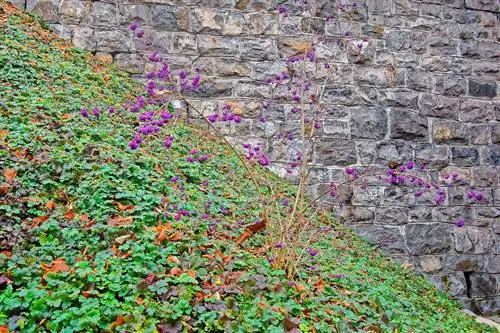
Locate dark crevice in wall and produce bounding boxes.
[463,271,480,314]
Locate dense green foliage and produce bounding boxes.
[0,3,495,332]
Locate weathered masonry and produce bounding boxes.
[15,0,499,314]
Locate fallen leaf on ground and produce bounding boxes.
[108,216,133,226]
[113,201,134,211]
[41,258,70,278]
[3,169,16,184]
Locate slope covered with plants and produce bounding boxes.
[0,2,495,332]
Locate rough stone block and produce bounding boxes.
[459,100,493,123]
[453,228,495,254]
[444,254,483,273]
[471,166,499,187]
[114,53,145,74]
[376,141,414,165]
[419,256,443,274]
[240,38,277,61]
[434,74,466,97]
[479,145,499,165]
[322,119,349,138]
[429,36,458,56]
[355,225,407,255]
[465,0,499,11]
[91,2,116,26]
[60,0,87,25]
[379,89,419,109]
[117,4,150,25]
[407,68,433,91]
[375,206,409,225]
[432,120,469,144]
[96,29,130,52]
[427,274,467,297]
[390,110,428,141]
[314,139,357,166]
[469,78,497,99]
[470,274,499,298]
[406,223,452,255]
[190,7,224,34]
[350,107,387,140]
[451,147,479,166]
[72,26,95,51]
[198,35,239,57]
[415,144,450,168]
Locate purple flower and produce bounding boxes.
[164,135,174,149]
[243,143,251,149]
[455,219,465,227]
[136,30,144,38]
[108,106,115,113]
[129,140,139,150]
[467,191,474,199]
[178,70,187,80]
[474,192,484,201]
[406,161,414,170]
[186,156,195,163]
[191,75,201,88]
[307,248,318,257]
[277,4,288,16]
[170,176,179,183]
[233,115,241,123]
[147,80,155,90]
[129,21,138,31]
[414,190,423,198]
[80,109,89,118]
[259,156,269,166]
[275,242,283,249]
[208,113,218,123]
[198,155,208,162]
[314,121,321,129]
[92,107,100,117]
[149,52,160,62]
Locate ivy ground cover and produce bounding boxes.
[0,2,495,332]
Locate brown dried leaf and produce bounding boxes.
[3,169,16,184]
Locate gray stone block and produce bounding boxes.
[350,107,387,140]
[390,110,428,141]
[406,223,452,255]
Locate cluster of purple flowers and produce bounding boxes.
[129,21,144,38]
[242,143,269,166]
[208,104,242,124]
[185,149,209,163]
[174,209,190,221]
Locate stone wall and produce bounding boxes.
[14,0,499,314]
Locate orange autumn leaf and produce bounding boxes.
[188,270,197,279]
[314,278,325,293]
[41,258,70,278]
[168,255,181,264]
[108,216,133,226]
[113,201,134,212]
[80,214,89,222]
[0,185,8,195]
[3,169,16,184]
[169,231,183,242]
[0,325,8,333]
[135,297,144,305]
[32,215,49,228]
[169,267,182,277]
[64,210,75,221]
[61,113,71,120]
[294,283,307,293]
[82,290,92,298]
[45,201,56,210]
